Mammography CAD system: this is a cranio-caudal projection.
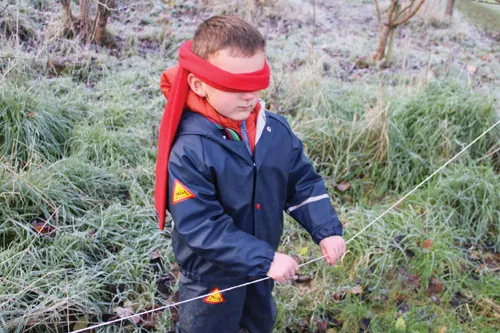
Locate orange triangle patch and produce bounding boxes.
[203,288,226,304]
[172,180,195,204]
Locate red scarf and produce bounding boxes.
[155,40,270,230]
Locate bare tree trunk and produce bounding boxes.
[79,0,90,22]
[60,0,74,21]
[79,0,91,42]
[443,0,455,19]
[374,0,398,61]
[94,0,115,43]
[385,4,400,63]
[373,0,426,61]
[58,0,117,45]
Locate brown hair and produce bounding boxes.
[192,15,266,60]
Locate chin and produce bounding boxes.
[230,112,251,121]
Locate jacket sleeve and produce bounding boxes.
[285,131,343,244]
[168,138,275,277]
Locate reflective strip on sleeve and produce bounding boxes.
[287,194,330,213]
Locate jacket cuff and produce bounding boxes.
[252,246,275,277]
[313,220,343,244]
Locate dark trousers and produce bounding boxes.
[176,273,276,333]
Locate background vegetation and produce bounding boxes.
[1,0,499,332]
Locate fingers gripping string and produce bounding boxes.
[72,119,499,333]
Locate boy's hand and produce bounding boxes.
[320,236,346,266]
[266,253,299,283]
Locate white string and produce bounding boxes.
[71,119,499,332]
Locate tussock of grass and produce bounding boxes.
[0,1,39,43]
[70,124,153,167]
[0,84,77,166]
[424,163,500,251]
[0,158,127,221]
[0,203,168,332]
[386,81,498,192]
[290,80,498,203]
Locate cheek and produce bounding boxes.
[222,94,240,107]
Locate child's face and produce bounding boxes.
[194,49,266,122]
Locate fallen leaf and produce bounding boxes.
[423,239,433,249]
[316,319,328,331]
[171,263,180,278]
[333,292,345,301]
[167,291,180,323]
[141,319,156,329]
[31,219,56,235]
[26,112,37,117]
[428,278,445,294]
[395,317,406,332]
[438,326,447,333]
[141,305,161,328]
[404,274,421,292]
[171,307,179,323]
[336,182,351,192]
[351,285,363,295]
[72,315,89,331]
[467,64,477,74]
[150,249,161,260]
[298,247,308,256]
[484,253,499,270]
[114,306,140,324]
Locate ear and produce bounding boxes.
[187,73,207,97]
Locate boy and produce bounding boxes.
[155,15,345,333]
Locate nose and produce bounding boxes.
[241,91,255,101]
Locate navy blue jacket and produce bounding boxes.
[167,109,342,282]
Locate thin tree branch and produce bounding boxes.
[392,0,426,26]
[394,0,417,21]
[96,0,117,12]
[0,3,10,14]
[384,0,398,28]
[373,0,382,32]
[473,0,500,5]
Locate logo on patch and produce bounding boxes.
[203,288,226,304]
[172,180,195,204]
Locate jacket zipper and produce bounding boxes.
[240,121,257,236]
